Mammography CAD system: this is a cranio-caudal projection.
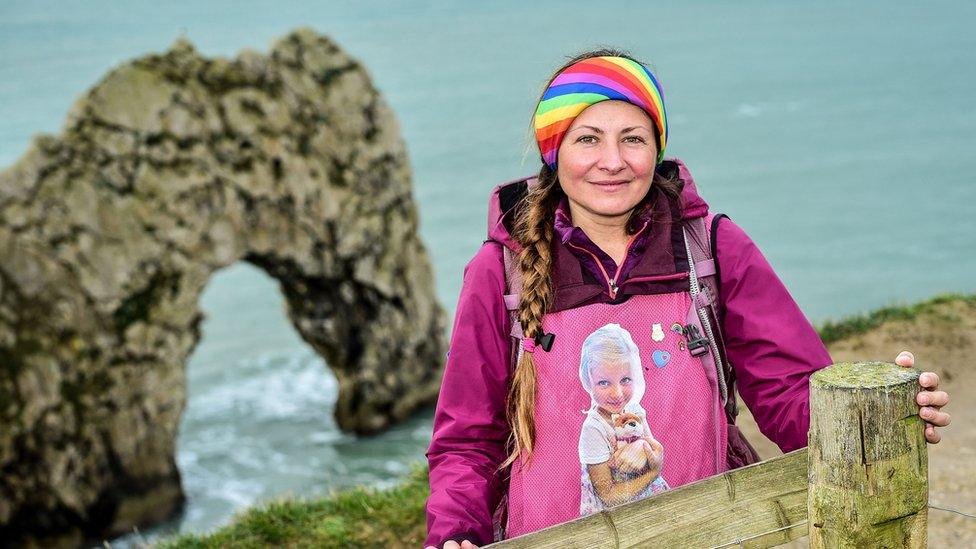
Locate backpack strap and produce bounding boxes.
[499,178,540,372]
[502,246,524,343]
[706,214,734,423]
[493,245,522,542]
[683,213,737,423]
[710,213,728,295]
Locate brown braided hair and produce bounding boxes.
[501,48,684,470]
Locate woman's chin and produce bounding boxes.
[581,201,641,221]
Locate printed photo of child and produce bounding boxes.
[577,323,670,516]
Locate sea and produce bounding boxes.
[1,1,974,545]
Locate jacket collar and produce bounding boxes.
[553,196,654,286]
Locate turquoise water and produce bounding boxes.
[2,0,974,544]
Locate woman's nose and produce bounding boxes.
[611,385,623,398]
[597,142,625,173]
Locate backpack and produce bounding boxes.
[496,177,760,469]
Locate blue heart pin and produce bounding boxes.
[652,350,671,368]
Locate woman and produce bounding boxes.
[424,50,950,549]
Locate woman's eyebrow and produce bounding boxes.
[567,125,651,134]
[567,125,604,134]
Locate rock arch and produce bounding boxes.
[0,28,445,545]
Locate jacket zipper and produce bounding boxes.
[566,241,617,297]
[565,221,649,299]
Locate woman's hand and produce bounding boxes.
[425,540,479,549]
[896,350,951,443]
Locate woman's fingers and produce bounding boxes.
[460,541,480,549]
[917,390,949,408]
[918,371,940,389]
[913,368,950,444]
[895,350,915,367]
[444,541,461,549]
[920,406,951,427]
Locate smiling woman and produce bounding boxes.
[423,48,951,549]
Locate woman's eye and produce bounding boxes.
[623,136,647,144]
[576,135,597,144]
[597,380,610,387]
[621,377,632,384]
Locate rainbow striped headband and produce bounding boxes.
[534,56,668,170]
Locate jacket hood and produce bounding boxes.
[486,157,710,251]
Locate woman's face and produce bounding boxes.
[589,360,635,414]
[556,100,658,226]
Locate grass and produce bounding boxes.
[815,293,976,345]
[156,467,430,549]
[157,293,975,548]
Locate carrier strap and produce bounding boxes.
[694,259,716,278]
[685,214,738,422]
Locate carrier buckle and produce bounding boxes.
[683,324,710,357]
[534,331,555,352]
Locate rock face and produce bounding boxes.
[0,28,446,546]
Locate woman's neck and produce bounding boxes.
[568,204,631,267]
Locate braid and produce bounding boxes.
[501,166,561,469]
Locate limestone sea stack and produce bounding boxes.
[0,28,446,546]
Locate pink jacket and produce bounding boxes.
[425,159,832,547]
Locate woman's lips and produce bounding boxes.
[590,179,630,190]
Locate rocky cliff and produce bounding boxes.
[0,28,446,546]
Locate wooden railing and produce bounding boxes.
[489,362,927,549]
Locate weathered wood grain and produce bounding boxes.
[490,449,809,549]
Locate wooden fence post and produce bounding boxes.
[807,361,928,548]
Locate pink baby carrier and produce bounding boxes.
[492,175,759,540]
